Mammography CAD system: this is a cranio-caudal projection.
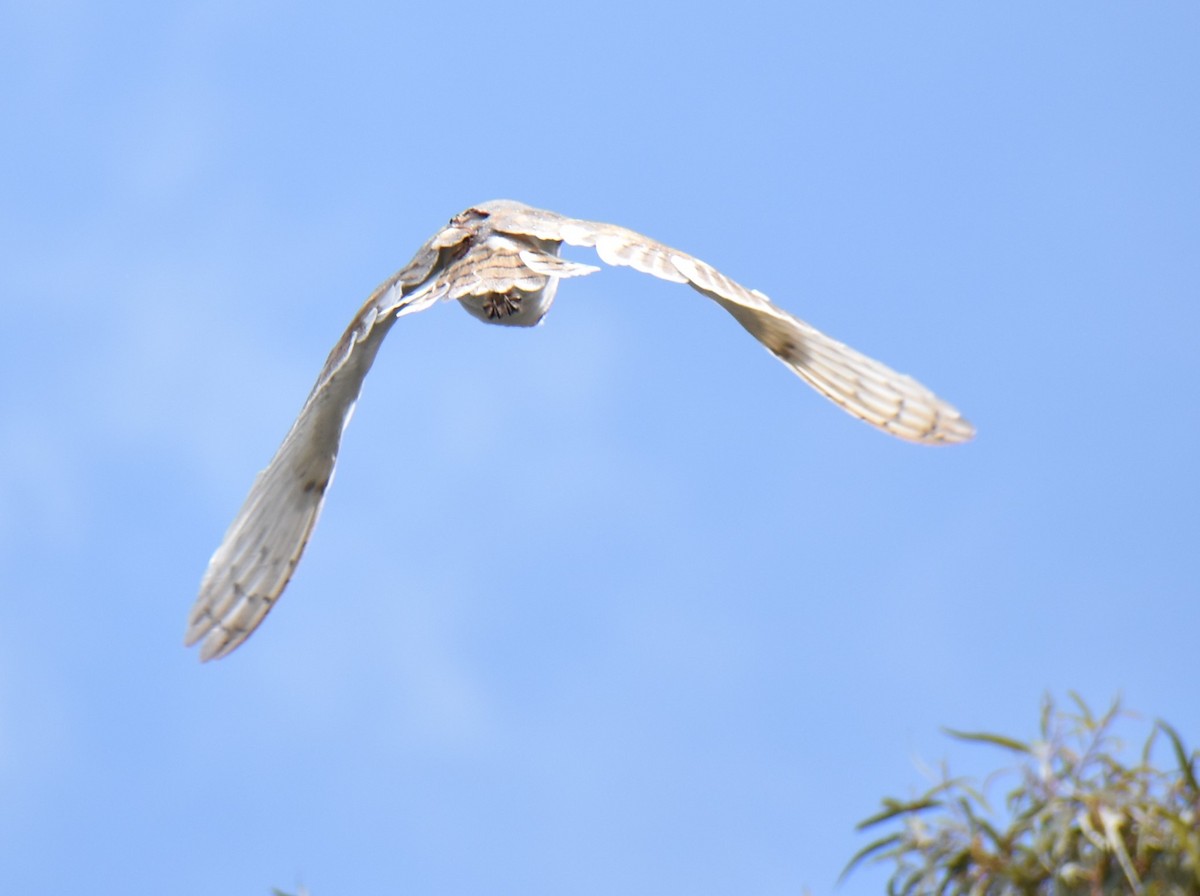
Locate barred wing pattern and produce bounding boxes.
[184,240,448,661]
[187,200,972,661]
[483,202,975,444]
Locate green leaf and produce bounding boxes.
[1141,724,1159,767]
[943,728,1031,754]
[945,845,972,876]
[1094,696,1125,739]
[974,815,1007,851]
[840,832,904,882]
[1067,690,1094,726]
[857,797,943,830]
[1157,720,1199,795]
[898,867,925,896]
[854,695,1199,895]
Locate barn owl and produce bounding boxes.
[186,200,973,661]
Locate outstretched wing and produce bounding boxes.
[188,200,973,662]
[184,226,466,661]
[484,201,974,444]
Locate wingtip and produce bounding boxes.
[184,610,237,662]
[943,413,977,444]
[193,627,236,662]
[925,414,976,445]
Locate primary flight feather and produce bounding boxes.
[186,200,973,661]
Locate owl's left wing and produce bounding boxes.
[486,202,974,444]
[184,223,469,661]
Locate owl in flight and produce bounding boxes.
[186,200,974,660]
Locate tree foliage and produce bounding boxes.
[846,695,1199,895]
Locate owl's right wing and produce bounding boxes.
[487,202,975,445]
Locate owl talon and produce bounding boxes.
[482,291,522,320]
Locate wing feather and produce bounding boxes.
[488,203,973,444]
[185,229,459,660]
[189,200,974,662]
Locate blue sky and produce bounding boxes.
[2,2,1198,894]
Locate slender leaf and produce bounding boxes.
[840,833,905,882]
[857,797,943,830]
[1158,720,1199,795]
[943,728,1031,754]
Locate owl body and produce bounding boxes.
[454,233,564,328]
[186,200,973,661]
